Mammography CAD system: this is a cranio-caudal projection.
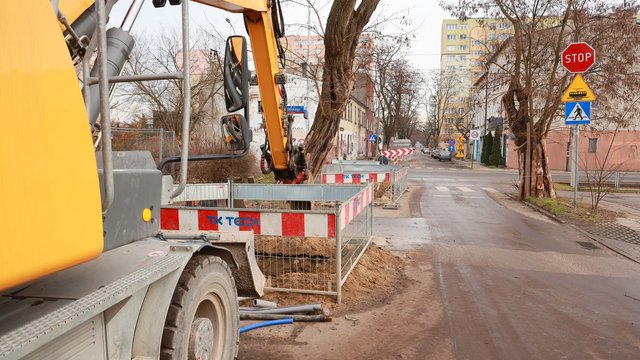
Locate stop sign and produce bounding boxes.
[562,42,595,73]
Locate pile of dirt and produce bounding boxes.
[375,182,391,201]
[255,245,404,311]
[255,236,336,258]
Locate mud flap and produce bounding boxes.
[164,231,265,298]
[212,232,266,298]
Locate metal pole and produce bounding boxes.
[335,207,342,304]
[120,0,144,32]
[524,121,531,198]
[471,141,474,169]
[96,0,114,214]
[159,127,164,163]
[573,124,580,209]
[171,0,191,199]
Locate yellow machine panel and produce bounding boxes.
[0,3,103,291]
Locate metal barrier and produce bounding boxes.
[160,183,374,303]
[321,163,410,205]
[112,128,176,163]
[391,166,409,203]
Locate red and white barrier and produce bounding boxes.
[341,184,373,227]
[161,208,337,238]
[161,184,374,237]
[380,148,414,164]
[322,172,390,184]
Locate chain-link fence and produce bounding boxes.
[160,182,374,303]
[111,127,176,164]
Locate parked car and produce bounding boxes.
[437,149,453,161]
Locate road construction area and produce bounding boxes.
[239,152,640,359]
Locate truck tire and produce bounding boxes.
[161,255,239,360]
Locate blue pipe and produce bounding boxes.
[239,318,293,334]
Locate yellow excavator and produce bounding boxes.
[0,1,304,359]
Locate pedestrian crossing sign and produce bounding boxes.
[565,101,591,125]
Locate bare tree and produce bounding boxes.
[425,70,459,149]
[374,51,425,145]
[454,97,476,142]
[303,0,381,178]
[443,1,640,200]
[116,29,224,138]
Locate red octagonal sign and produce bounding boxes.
[562,42,596,73]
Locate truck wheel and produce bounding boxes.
[161,255,239,360]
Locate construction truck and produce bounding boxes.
[0,0,304,359]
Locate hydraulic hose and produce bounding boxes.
[239,318,293,334]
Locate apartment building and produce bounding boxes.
[439,18,514,140]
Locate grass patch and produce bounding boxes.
[554,183,640,194]
[527,196,606,224]
[254,173,276,184]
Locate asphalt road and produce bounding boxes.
[410,153,640,359]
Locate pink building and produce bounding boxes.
[506,129,640,171]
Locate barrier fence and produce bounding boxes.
[160,183,374,303]
[321,162,410,205]
[112,127,176,163]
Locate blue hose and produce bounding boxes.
[239,318,293,334]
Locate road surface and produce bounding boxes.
[239,154,640,359]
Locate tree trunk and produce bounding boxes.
[303,0,380,180]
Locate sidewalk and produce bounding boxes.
[575,197,640,264]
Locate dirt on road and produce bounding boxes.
[238,245,452,359]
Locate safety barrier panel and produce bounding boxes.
[380,147,414,164]
[160,183,374,303]
[391,166,409,203]
[321,162,410,205]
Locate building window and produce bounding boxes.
[446,55,456,62]
[446,24,457,31]
[459,55,467,62]
[489,34,496,40]
[472,39,483,45]
[459,45,468,51]
[447,34,456,40]
[460,24,468,30]
[588,138,597,153]
[446,45,456,51]
[460,34,468,40]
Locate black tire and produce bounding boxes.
[161,255,239,360]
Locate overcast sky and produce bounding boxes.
[110,1,452,74]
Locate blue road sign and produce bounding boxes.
[286,105,305,113]
[448,145,455,152]
[368,134,377,143]
[448,139,455,146]
[565,101,591,125]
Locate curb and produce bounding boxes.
[503,193,566,224]
[570,225,640,265]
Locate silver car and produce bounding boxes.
[437,149,453,161]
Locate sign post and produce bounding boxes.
[561,42,596,209]
[469,130,480,169]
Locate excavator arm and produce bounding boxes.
[58,0,305,183]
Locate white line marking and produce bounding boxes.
[458,186,474,192]
[435,186,449,192]
[482,187,498,193]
